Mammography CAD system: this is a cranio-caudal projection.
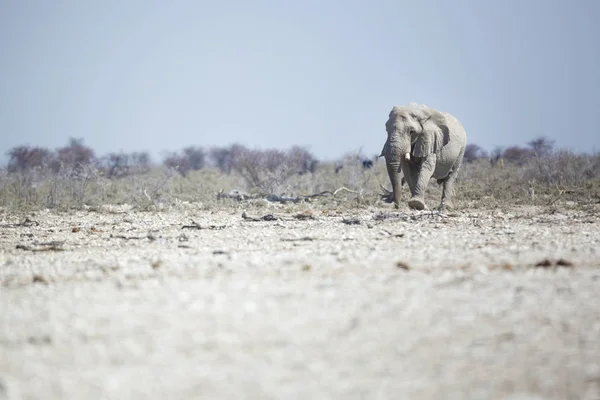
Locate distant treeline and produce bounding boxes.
[2,136,586,178]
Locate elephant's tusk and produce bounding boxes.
[405,152,411,161]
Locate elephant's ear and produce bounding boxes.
[412,110,450,157]
[379,139,389,158]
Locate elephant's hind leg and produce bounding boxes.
[440,178,455,212]
[439,149,465,212]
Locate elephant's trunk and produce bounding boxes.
[385,161,403,208]
[382,136,411,208]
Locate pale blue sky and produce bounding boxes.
[1,0,599,163]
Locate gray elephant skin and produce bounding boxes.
[380,103,467,211]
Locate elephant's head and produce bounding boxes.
[380,103,450,206]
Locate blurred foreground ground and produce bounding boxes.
[1,203,600,400]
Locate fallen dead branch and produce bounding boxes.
[378,178,407,203]
[241,211,319,222]
[109,234,145,240]
[341,217,361,225]
[269,187,358,203]
[373,212,410,221]
[372,210,447,221]
[281,236,356,242]
[16,240,65,252]
[379,229,405,238]
[332,187,360,196]
[241,212,280,222]
[181,220,228,230]
[1,217,40,228]
[217,189,262,201]
[218,187,362,204]
[281,236,316,242]
[293,212,316,220]
[265,193,329,204]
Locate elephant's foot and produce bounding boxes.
[408,197,426,210]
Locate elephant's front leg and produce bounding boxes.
[400,159,419,197]
[407,154,436,210]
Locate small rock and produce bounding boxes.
[556,258,574,267]
[534,259,553,268]
[32,274,48,285]
[395,261,411,271]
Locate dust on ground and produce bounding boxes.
[1,203,599,400]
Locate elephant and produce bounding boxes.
[380,103,467,211]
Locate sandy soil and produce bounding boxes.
[1,203,600,400]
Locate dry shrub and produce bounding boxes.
[56,138,96,170]
[329,151,383,193]
[523,150,599,188]
[0,162,100,210]
[280,151,389,206]
[102,151,151,178]
[7,146,56,173]
[0,163,178,211]
[463,144,489,164]
[229,146,317,194]
[457,152,600,206]
[163,147,206,177]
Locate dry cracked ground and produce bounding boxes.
[1,202,600,400]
